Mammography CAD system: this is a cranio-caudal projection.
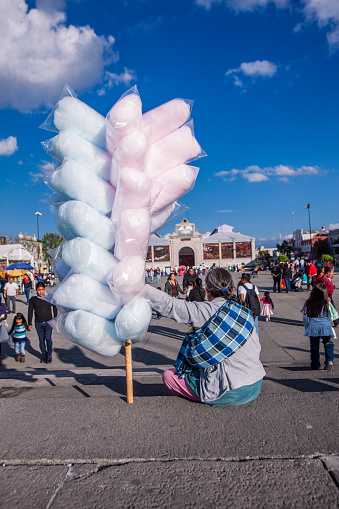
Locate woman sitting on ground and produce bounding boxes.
[145,268,265,407]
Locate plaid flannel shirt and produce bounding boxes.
[174,299,254,393]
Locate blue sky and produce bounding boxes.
[1,0,338,247]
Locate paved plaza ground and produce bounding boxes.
[0,271,338,508]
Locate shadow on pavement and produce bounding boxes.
[132,346,174,365]
[54,345,110,369]
[148,324,186,341]
[269,317,303,326]
[265,376,338,392]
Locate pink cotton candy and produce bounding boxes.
[110,130,149,187]
[145,122,203,180]
[142,99,191,144]
[151,202,176,233]
[112,167,153,221]
[114,208,151,261]
[106,90,142,154]
[151,165,199,214]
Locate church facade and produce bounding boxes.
[146,218,256,270]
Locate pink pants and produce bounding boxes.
[162,368,201,402]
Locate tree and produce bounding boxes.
[41,233,64,263]
[313,238,330,258]
[278,255,287,263]
[276,240,293,259]
[321,254,333,264]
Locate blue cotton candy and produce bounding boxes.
[53,96,107,149]
[62,237,118,285]
[48,158,115,215]
[57,201,116,250]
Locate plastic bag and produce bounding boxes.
[0,323,9,343]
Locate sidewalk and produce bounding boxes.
[0,272,338,508]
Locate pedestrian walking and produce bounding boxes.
[282,263,292,293]
[149,268,154,283]
[0,303,8,361]
[145,268,265,406]
[320,266,336,306]
[271,262,281,293]
[8,312,28,363]
[302,284,334,371]
[260,292,274,321]
[156,267,161,284]
[28,282,58,363]
[305,260,317,290]
[22,274,33,305]
[238,273,260,335]
[4,276,19,314]
[315,266,325,285]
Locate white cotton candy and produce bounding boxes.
[115,296,152,343]
[114,208,151,260]
[58,201,115,250]
[110,130,149,187]
[50,131,111,181]
[64,310,123,357]
[48,158,115,215]
[151,202,176,233]
[106,91,142,153]
[50,273,120,319]
[152,165,199,213]
[53,96,106,149]
[142,99,191,144]
[62,237,118,285]
[107,255,145,304]
[51,259,71,282]
[145,123,202,179]
[56,220,76,241]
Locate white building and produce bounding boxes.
[146,218,256,270]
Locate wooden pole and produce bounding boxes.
[124,340,133,403]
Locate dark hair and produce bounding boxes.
[317,266,324,277]
[36,281,46,289]
[241,273,251,283]
[195,278,202,287]
[12,312,27,329]
[167,273,175,281]
[302,283,329,318]
[324,266,333,275]
[205,268,242,304]
[264,291,270,302]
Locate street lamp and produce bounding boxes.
[305,203,312,261]
[292,212,295,258]
[35,211,42,273]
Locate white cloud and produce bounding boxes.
[196,0,339,52]
[97,68,137,96]
[214,164,320,182]
[327,223,339,230]
[0,0,119,112]
[0,136,18,156]
[282,233,293,240]
[226,60,277,87]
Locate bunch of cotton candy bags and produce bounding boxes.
[41,84,205,357]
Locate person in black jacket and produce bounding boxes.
[271,262,281,293]
[183,268,198,291]
[188,278,206,302]
[28,282,57,363]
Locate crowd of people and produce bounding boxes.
[0,259,336,404]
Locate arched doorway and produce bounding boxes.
[179,247,195,268]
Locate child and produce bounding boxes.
[8,313,28,363]
[186,282,194,301]
[260,291,274,321]
[302,284,334,371]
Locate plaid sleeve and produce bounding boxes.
[185,301,254,369]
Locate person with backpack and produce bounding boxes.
[238,273,260,335]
